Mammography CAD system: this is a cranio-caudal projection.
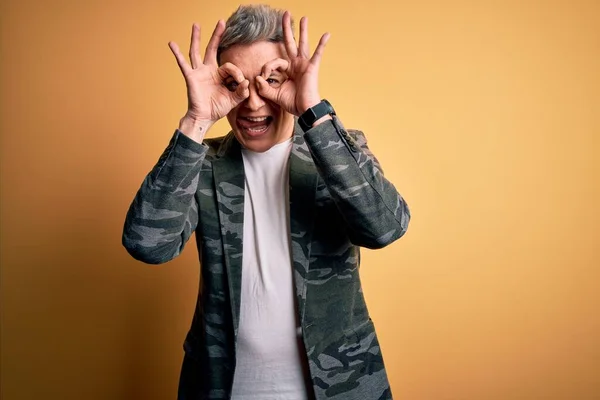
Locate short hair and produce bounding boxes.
[217,4,294,63]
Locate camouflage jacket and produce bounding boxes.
[123,117,410,400]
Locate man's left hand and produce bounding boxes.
[255,11,330,117]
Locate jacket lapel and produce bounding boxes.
[212,125,319,336]
[288,122,319,323]
[212,133,245,337]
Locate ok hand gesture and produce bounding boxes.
[256,12,330,117]
[169,21,250,140]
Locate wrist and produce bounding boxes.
[298,98,322,116]
[311,114,333,128]
[178,114,214,143]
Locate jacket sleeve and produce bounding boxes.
[303,117,410,249]
[122,130,208,264]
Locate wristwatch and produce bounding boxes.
[298,99,335,132]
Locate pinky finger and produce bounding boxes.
[310,32,330,66]
[168,41,192,75]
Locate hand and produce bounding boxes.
[169,21,250,137]
[255,12,330,117]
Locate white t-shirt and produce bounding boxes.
[231,138,311,400]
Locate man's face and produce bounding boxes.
[220,41,294,153]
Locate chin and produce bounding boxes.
[232,118,294,153]
[234,132,278,153]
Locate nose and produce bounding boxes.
[244,82,266,111]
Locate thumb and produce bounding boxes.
[230,79,250,105]
[256,76,279,102]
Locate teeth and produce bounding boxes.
[245,116,268,122]
[247,126,268,133]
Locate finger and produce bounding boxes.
[218,62,246,83]
[260,58,290,79]
[168,41,192,75]
[310,32,330,66]
[204,20,225,66]
[229,79,250,104]
[189,24,201,68]
[282,11,297,58]
[255,76,279,102]
[298,17,309,58]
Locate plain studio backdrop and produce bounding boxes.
[1,0,598,399]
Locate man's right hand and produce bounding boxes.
[169,20,249,142]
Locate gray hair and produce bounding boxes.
[217,4,294,62]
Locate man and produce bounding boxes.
[123,4,410,400]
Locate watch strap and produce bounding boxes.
[298,99,335,132]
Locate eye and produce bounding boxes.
[266,77,281,87]
[224,80,239,92]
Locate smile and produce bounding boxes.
[237,116,274,137]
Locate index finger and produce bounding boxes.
[204,19,225,66]
[218,62,246,83]
[261,58,290,79]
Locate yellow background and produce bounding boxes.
[1,0,599,399]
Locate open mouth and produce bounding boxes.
[237,116,274,137]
